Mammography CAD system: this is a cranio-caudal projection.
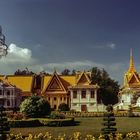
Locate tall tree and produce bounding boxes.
[61,69,71,75]
[91,67,119,105]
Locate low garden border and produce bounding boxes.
[8,117,75,127]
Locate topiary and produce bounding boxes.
[20,96,51,118]
[58,103,70,111]
[101,105,117,139]
[0,106,10,140]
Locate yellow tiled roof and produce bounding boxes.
[42,76,52,92]
[60,76,76,85]
[0,75,34,92]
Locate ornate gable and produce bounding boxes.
[45,72,67,92]
[76,72,91,85]
[128,73,140,84]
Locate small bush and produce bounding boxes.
[49,112,65,119]
[20,96,51,118]
[58,103,70,111]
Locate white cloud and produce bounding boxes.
[6,43,34,63]
[107,43,116,49]
[0,43,126,84]
[45,61,105,73]
[90,43,116,50]
[44,60,126,84]
[0,43,43,74]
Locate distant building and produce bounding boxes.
[0,78,21,109]
[69,72,99,112]
[118,49,140,110]
[0,75,35,100]
[0,71,106,112]
[41,71,104,112]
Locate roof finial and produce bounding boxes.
[128,48,136,73]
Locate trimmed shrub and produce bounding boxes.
[9,118,75,127]
[9,119,42,127]
[58,103,70,111]
[0,106,10,140]
[20,96,51,118]
[49,112,65,119]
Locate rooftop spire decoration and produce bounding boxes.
[0,25,8,58]
[128,48,136,73]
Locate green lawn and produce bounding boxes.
[10,117,140,137]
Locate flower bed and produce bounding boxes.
[6,131,140,140]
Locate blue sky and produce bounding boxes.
[0,0,140,84]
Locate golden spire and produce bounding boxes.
[128,48,136,73]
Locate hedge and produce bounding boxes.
[8,118,75,127]
[8,119,42,127]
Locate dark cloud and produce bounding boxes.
[0,0,140,84]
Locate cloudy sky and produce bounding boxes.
[0,0,140,84]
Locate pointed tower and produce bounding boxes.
[128,48,136,73]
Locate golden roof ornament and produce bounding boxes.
[128,48,136,73]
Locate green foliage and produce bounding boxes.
[9,119,42,127]
[9,118,74,127]
[20,96,51,118]
[49,111,65,119]
[61,69,76,75]
[58,103,70,111]
[0,106,10,140]
[61,69,71,75]
[91,67,120,105]
[101,105,117,139]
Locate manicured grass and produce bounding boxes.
[10,117,140,137]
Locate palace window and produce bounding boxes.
[0,90,2,95]
[81,90,86,98]
[90,90,95,98]
[7,90,10,96]
[7,100,10,106]
[54,97,56,101]
[64,97,66,101]
[73,90,77,98]
[54,105,56,109]
[48,97,50,101]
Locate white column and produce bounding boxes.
[94,89,98,112]
[87,89,90,103]
[94,89,97,103]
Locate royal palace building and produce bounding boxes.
[118,49,140,110]
[0,71,105,112]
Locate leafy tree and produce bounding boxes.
[58,103,70,111]
[71,69,76,75]
[91,67,119,105]
[20,96,51,118]
[61,69,71,75]
[14,68,34,75]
